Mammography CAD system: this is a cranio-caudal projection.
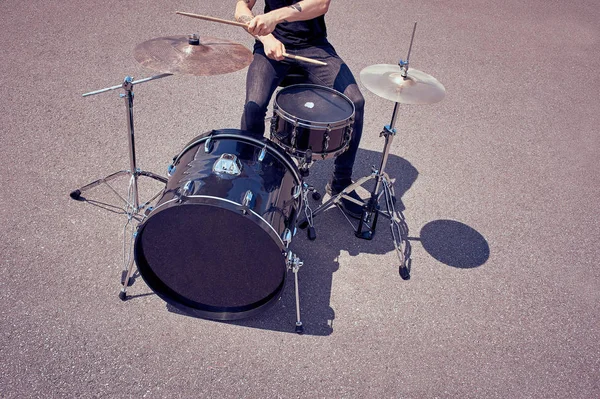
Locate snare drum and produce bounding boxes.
[271,84,355,161]
[134,129,302,320]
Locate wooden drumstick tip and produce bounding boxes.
[283,53,327,66]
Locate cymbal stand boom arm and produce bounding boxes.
[73,75,171,211]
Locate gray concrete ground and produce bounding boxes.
[1,0,599,397]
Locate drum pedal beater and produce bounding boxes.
[69,74,171,299]
[301,183,317,240]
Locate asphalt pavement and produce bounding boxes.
[1,0,598,397]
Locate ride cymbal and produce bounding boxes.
[360,64,445,104]
[134,34,253,76]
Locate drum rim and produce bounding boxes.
[171,130,302,185]
[139,195,288,251]
[274,84,355,128]
[155,280,286,321]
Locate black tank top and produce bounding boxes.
[263,0,328,48]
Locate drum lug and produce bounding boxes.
[291,120,298,152]
[269,115,277,138]
[292,185,302,199]
[177,180,195,202]
[167,163,176,177]
[346,118,354,142]
[323,125,331,152]
[282,228,293,247]
[240,190,254,214]
[204,136,214,153]
[183,180,195,196]
[258,145,267,162]
[213,153,242,176]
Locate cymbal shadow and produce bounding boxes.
[418,220,490,268]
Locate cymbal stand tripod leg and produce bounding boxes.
[300,102,412,278]
[356,102,412,277]
[380,174,412,279]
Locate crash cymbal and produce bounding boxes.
[360,64,445,104]
[134,34,253,76]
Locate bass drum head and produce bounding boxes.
[134,199,287,320]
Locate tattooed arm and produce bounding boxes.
[235,0,287,61]
[234,0,256,25]
[247,0,331,37]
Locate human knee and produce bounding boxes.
[242,101,268,135]
[244,101,267,117]
[344,87,365,114]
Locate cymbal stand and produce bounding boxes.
[304,101,412,278]
[70,74,171,298]
[300,24,420,278]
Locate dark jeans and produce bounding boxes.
[241,42,365,182]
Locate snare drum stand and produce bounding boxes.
[70,75,170,298]
[295,153,323,241]
[302,102,413,279]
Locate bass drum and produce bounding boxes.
[134,129,302,320]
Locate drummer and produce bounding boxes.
[235,0,365,218]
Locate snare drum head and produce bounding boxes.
[276,84,354,124]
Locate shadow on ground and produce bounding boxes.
[70,146,489,336]
[419,220,490,269]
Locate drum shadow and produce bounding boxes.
[169,149,419,335]
[199,152,488,334]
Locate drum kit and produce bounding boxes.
[70,17,445,333]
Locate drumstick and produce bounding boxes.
[282,53,327,66]
[175,11,248,28]
[175,11,328,66]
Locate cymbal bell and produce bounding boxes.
[134,34,253,76]
[360,64,445,104]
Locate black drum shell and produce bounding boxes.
[134,129,302,320]
[271,84,354,160]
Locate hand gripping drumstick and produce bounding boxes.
[175,11,328,66]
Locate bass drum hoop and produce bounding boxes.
[134,197,288,321]
[172,130,302,185]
